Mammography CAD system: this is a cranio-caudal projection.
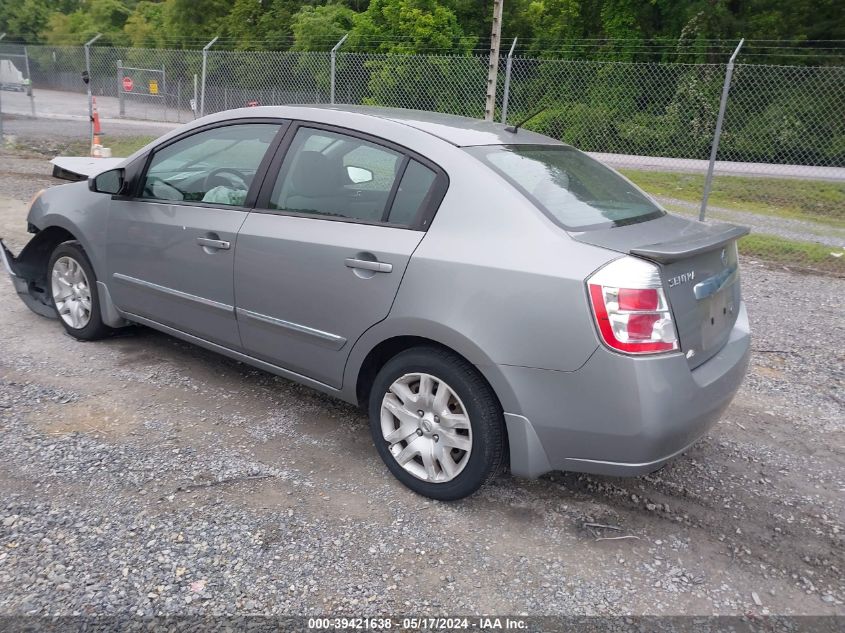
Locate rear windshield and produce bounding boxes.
[467,145,664,230]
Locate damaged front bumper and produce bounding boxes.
[0,238,57,319]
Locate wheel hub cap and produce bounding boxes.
[51,256,92,330]
[380,372,473,483]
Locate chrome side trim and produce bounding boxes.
[112,273,233,314]
[236,307,347,350]
[122,311,343,395]
[693,265,738,301]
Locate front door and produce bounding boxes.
[107,122,283,348]
[235,125,444,387]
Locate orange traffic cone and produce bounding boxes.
[91,97,103,157]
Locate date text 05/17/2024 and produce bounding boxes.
[307,617,529,630]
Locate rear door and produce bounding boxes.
[107,121,285,348]
[234,123,446,387]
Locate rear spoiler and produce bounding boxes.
[630,223,750,263]
[50,156,125,182]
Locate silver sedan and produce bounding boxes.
[1,106,750,500]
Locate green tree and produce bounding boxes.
[291,3,357,51]
[520,0,586,57]
[164,0,231,46]
[123,1,167,48]
[339,1,480,114]
[0,0,55,43]
[41,0,130,45]
[220,0,271,50]
[42,11,97,45]
[350,0,473,54]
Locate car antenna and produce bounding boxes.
[504,107,547,134]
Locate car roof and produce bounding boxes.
[219,104,563,148]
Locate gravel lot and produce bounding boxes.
[0,144,842,618]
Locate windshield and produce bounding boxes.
[468,145,664,230]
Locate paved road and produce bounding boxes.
[1,87,192,125]
[0,151,842,617]
[593,152,845,182]
[0,112,174,144]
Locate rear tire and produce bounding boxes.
[368,346,506,500]
[48,242,112,341]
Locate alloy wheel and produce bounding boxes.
[380,372,473,483]
[51,256,92,330]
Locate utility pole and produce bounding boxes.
[484,0,504,121]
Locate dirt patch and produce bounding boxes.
[29,400,142,438]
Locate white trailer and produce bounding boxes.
[0,59,26,92]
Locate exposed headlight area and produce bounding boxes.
[587,256,679,355]
[28,188,45,210]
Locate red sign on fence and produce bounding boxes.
[122,76,133,92]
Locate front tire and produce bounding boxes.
[368,346,506,500]
[48,242,112,341]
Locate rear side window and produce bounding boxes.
[468,145,664,230]
[389,160,437,225]
[269,127,402,223]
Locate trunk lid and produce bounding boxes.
[571,214,748,368]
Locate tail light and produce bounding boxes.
[587,256,678,355]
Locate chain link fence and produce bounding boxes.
[204,50,330,113]
[5,44,841,171]
[334,52,488,118]
[719,63,845,176]
[0,43,36,128]
[0,42,842,274]
[504,58,726,164]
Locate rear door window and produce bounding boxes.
[388,160,437,225]
[268,127,403,223]
[468,145,664,230]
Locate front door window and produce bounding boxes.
[141,123,280,206]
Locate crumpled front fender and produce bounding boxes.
[0,238,58,319]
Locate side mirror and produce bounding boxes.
[89,168,125,195]
[346,165,373,184]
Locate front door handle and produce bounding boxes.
[344,258,392,273]
[197,237,230,250]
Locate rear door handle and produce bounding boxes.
[344,258,392,273]
[196,237,230,250]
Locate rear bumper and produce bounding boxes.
[503,302,751,478]
[0,238,57,318]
